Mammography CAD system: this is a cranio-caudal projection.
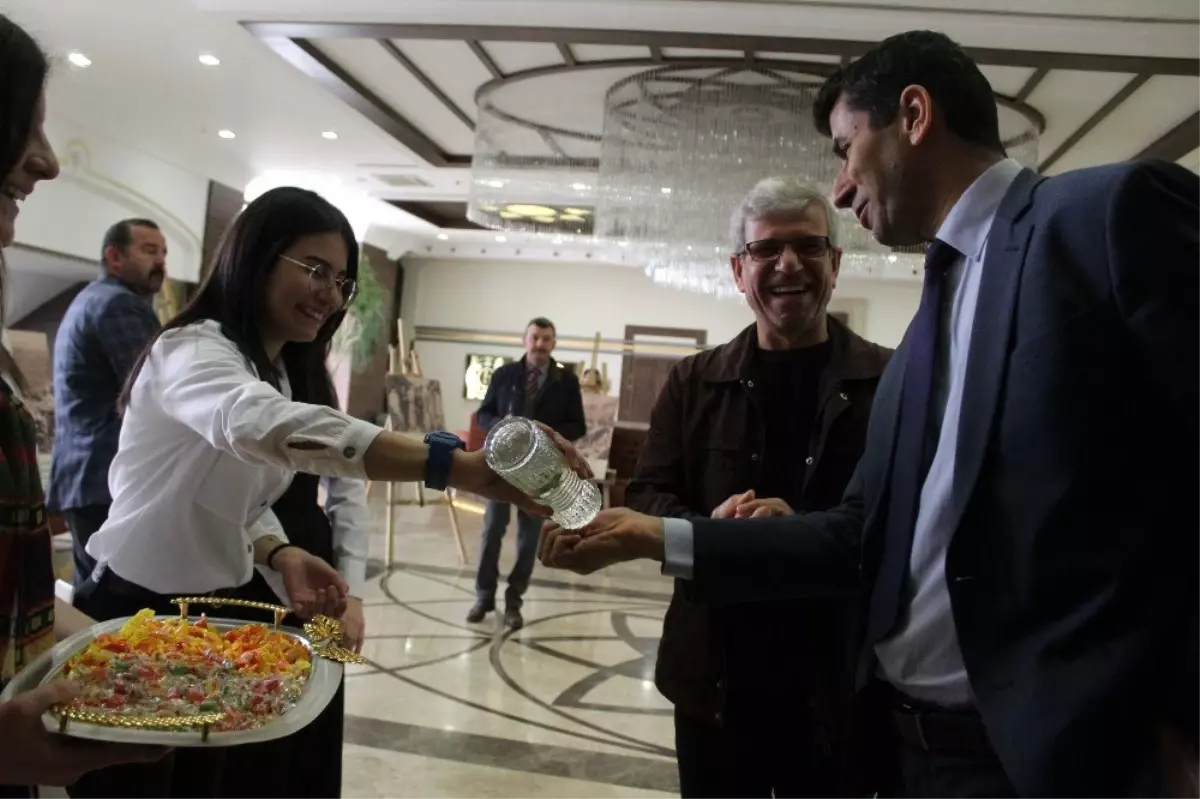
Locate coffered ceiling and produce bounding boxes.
[8,0,1199,251]
[237,1,1198,231]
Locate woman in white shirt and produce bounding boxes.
[68,186,587,799]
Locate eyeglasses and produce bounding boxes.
[741,235,831,263]
[280,254,358,309]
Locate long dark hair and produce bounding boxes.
[0,14,50,392]
[121,187,358,411]
[0,14,47,193]
[0,13,49,333]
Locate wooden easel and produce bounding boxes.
[367,319,466,567]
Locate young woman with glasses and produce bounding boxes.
[69,186,588,797]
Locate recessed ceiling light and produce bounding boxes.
[217,129,236,139]
[321,131,339,140]
[495,235,507,243]
[67,51,91,68]
[198,53,220,67]
[480,178,506,189]
[660,187,672,194]
[436,233,448,241]
[571,182,590,191]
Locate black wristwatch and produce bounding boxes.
[423,431,465,491]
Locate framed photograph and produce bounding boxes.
[464,354,513,400]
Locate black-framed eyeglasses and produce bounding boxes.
[741,235,832,263]
[280,254,358,309]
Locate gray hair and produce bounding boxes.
[729,177,840,254]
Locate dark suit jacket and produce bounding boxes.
[476,356,587,442]
[683,159,1199,796]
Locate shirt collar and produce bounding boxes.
[101,273,146,297]
[934,158,1023,262]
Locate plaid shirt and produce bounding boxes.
[47,276,160,511]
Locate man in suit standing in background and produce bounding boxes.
[49,218,165,587]
[541,30,1197,797]
[471,317,586,629]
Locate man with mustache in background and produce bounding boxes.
[50,218,167,586]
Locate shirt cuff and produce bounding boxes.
[248,510,288,544]
[661,517,695,580]
[338,556,368,598]
[334,419,384,479]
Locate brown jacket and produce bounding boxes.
[626,317,891,735]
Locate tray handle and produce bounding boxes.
[170,597,366,665]
[49,705,226,742]
[303,616,367,665]
[170,596,289,629]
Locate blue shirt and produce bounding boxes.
[48,276,161,511]
[664,159,1024,707]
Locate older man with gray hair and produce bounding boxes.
[625,177,892,797]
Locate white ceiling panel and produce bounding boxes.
[313,38,475,155]
[1025,70,1136,164]
[758,52,844,65]
[662,47,745,59]
[1048,75,1200,173]
[481,42,564,75]
[979,65,1037,97]
[571,44,653,62]
[389,40,493,124]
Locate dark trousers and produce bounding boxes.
[877,683,1017,798]
[895,741,1017,798]
[219,571,344,798]
[673,704,839,798]
[63,503,109,588]
[475,500,540,609]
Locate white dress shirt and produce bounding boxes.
[663,159,1024,708]
[257,475,371,602]
[87,320,382,595]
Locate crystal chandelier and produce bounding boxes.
[594,64,1040,297]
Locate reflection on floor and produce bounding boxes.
[344,497,678,798]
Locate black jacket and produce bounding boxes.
[477,356,587,442]
[626,317,891,735]
[684,161,1198,796]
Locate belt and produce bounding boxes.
[884,686,995,754]
[96,567,239,602]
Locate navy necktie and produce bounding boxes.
[865,239,960,647]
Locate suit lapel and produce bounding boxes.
[947,168,1043,531]
[868,334,909,523]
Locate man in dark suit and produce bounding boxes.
[540,31,1198,797]
[50,218,166,586]
[471,316,586,629]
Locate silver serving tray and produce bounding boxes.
[0,615,343,747]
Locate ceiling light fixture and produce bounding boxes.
[198,53,220,67]
[436,233,449,241]
[321,131,339,140]
[67,51,91,68]
[494,235,507,243]
[217,129,236,139]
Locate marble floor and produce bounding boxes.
[339,494,678,798]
